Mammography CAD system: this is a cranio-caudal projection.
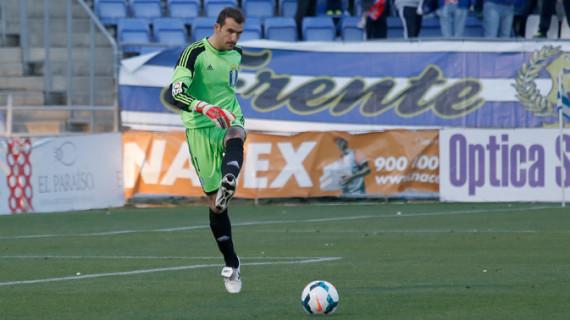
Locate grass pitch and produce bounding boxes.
[0,202,569,320]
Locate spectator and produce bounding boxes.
[437,0,472,37]
[359,0,389,39]
[512,0,537,37]
[534,0,570,38]
[483,0,517,37]
[326,0,346,37]
[295,0,318,39]
[395,0,424,38]
[326,0,344,15]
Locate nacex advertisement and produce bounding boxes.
[440,129,570,202]
[123,130,439,199]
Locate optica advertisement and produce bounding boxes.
[440,129,570,202]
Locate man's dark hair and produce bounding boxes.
[217,7,245,25]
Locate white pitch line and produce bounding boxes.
[0,205,562,240]
[244,229,550,234]
[0,255,330,260]
[0,257,341,287]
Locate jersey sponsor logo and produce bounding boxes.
[207,64,214,71]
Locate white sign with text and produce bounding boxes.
[440,129,570,202]
[0,133,125,214]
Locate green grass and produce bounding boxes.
[0,202,569,320]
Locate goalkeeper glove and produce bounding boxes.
[193,101,236,129]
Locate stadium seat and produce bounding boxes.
[242,0,275,18]
[117,18,153,55]
[241,17,263,41]
[279,0,296,17]
[302,17,336,41]
[387,16,404,38]
[204,0,237,17]
[525,14,559,39]
[192,17,216,41]
[167,0,200,20]
[153,18,188,46]
[131,0,163,19]
[340,16,364,41]
[463,15,483,38]
[264,17,297,41]
[420,16,442,38]
[95,0,128,26]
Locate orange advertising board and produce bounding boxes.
[123,130,439,199]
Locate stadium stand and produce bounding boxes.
[192,17,217,41]
[241,17,263,40]
[153,17,188,46]
[131,0,163,19]
[118,18,153,55]
[264,17,297,41]
[524,14,559,39]
[167,0,201,21]
[314,0,362,15]
[279,0,297,17]
[243,0,275,18]
[340,16,364,41]
[315,0,328,15]
[464,16,484,38]
[420,16,442,38]
[204,0,238,17]
[95,0,128,26]
[387,16,404,39]
[1,0,117,134]
[24,0,570,65]
[302,16,336,41]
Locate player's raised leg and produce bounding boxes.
[215,126,246,212]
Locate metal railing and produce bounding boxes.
[19,0,30,75]
[0,0,6,45]
[0,92,117,137]
[76,0,121,103]
[1,0,120,136]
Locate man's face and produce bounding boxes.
[214,17,243,50]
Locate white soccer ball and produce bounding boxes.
[300,280,339,315]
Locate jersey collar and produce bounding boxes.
[205,37,236,55]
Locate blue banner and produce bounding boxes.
[119,41,570,131]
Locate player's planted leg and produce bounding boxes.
[220,257,241,294]
[209,208,241,293]
[215,137,244,212]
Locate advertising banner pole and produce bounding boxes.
[556,67,569,207]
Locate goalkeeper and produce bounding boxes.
[164,7,246,294]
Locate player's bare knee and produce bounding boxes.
[208,194,221,213]
[210,206,223,214]
[224,126,246,145]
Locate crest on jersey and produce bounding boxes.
[229,65,239,87]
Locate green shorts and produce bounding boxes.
[185,123,244,193]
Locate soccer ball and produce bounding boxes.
[300,280,339,315]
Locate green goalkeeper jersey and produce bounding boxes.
[170,38,244,129]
